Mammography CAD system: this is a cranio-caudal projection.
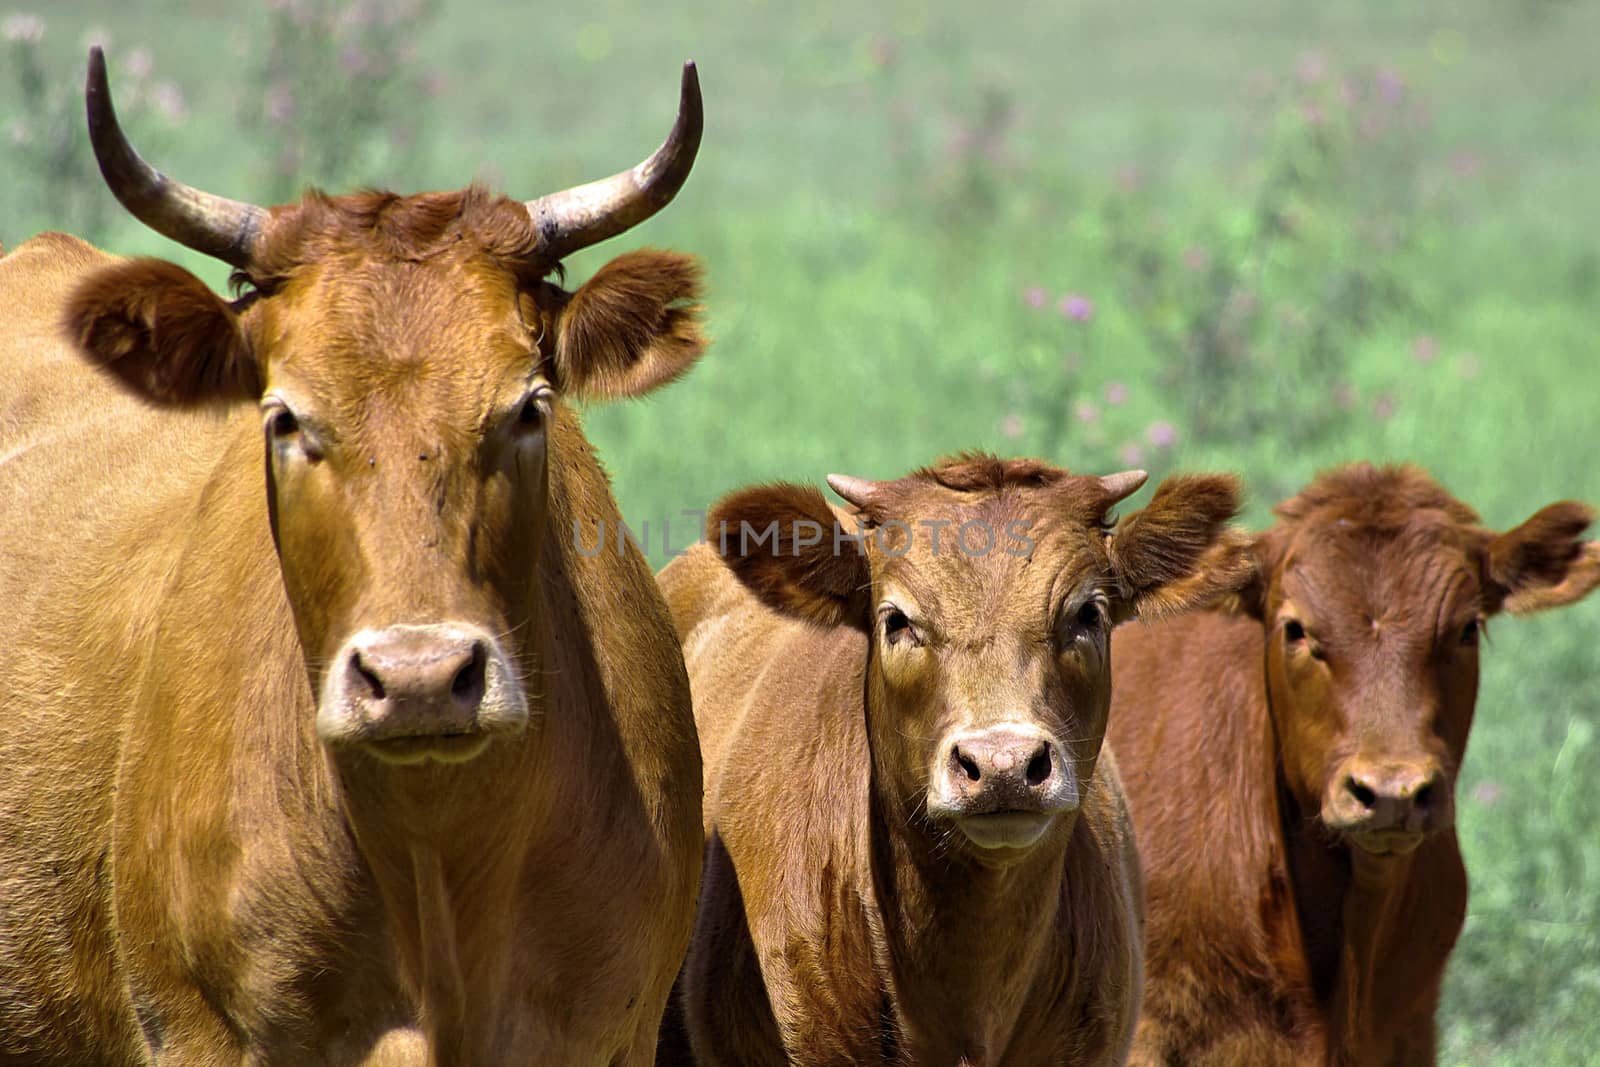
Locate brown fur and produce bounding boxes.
[67,257,258,404]
[1109,463,1600,1066]
[658,456,1253,1065]
[0,183,707,1065]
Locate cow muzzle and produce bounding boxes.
[927,725,1080,850]
[1322,757,1451,855]
[318,623,528,764]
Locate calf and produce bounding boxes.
[659,455,1253,1065]
[1109,463,1600,1065]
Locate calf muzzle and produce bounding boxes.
[928,725,1080,850]
[1322,758,1450,854]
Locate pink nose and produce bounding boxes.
[934,726,1078,816]
[338,627,487,739]
[1325,761,1446,834]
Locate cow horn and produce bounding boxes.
[85,47,266,268]
[1098,470,1149,504]
[524,61,702,262]
[826,474,880,511]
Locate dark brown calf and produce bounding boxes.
[0,50,708,1064]
[659,455,1254,1065]
[1110,463,1600,1065]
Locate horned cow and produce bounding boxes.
[0,49,709,1064]
[658,456,1255,1065]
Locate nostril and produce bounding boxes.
[1345,777,1377,810]
[351,653,386,702]
[450,642,486,704]
[955,749,981,783]
[1413,782,1435,809]
[1025,746,1052,787]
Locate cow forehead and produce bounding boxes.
[1278,513,1483,630]
[254,254,538,422]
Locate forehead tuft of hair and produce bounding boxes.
[1274,463,1480,529]
[915,452,1068,493]
[240,184,546,292]
[850,452,1076,527]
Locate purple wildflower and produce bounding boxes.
[1059,294,1094,323]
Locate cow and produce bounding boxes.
[1108,463,1600,1066]
[654,455,1256,1065]
[0,48,709,1064]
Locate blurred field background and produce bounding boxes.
[5,0,1598,1061]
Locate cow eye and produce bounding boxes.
[880,606,921,648]
[515,387,552,433]
[1284,618,1327,661]
[268,408,299,439]
[1459,619,1480,647]
[1076,601,1104,630]
[262,399,302,445]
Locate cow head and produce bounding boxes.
[63,49,707,766]
[709,456,1252,860]
[1230,464,1600,857]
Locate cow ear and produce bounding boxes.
[544,248,706,401]
[1482,502,1600,616]
[1105,473,1256,622]
[65,258,257,406]
[707,483,870,630]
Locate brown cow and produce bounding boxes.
[1109,463,1600,1066]
[656,456,1255,1065]
[0,49,707,1064]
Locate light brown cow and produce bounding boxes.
[1109,463,1600,1066]
[0,49,708,1064]
[655,456,1255,1065]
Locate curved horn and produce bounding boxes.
[85,47,266,268]
[1097,469,1149,505]
[524,61,702,262]
[826,474,881,511]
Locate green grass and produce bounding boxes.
[7,1,1600,1060]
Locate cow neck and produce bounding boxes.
[1263,649,1426,1065]
[331,686,550,1061]
[865,765,1070,1064]
[325,577,555,1064]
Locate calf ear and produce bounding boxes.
[65,258,257,406]
[708,484,870,629]
[1483,502,1600,616]
[1207,530,1278,620]
[1106,473,1256,621]
[544,248,706,401]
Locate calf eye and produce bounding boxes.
[1076,601,1104,630]
[880,607,921,647]
[518,396,545,429]
[1459,619,1480,647]
[1284,619,1306,643]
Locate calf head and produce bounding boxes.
[1233,465,1600,856]
[711,455,1252,859]
[63,49,706,766]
